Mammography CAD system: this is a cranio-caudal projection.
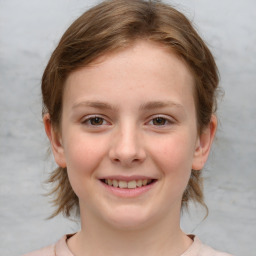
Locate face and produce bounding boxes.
[46,40,215,230]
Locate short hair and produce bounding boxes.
[42,0,219,218]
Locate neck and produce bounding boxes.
[67,208,192,256]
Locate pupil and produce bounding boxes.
[153,117,165,125]
[91,117,103,125]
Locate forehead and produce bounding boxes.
[63,40,195,108]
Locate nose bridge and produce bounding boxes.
[109,120,145,166]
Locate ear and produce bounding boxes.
[192,115,217,170]
[43,114,66,168]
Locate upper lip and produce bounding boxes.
[99,175,157,181]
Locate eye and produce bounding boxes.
[147,115,175,128]
[89,117,104,125]
[82,116,108,126]
[152,117,168,126]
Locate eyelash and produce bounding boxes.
[81,116,110,126]
[81,115,174,127]
[147,116,174,127]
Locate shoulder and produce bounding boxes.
[182,236,233,256]
[22,234,74,256]
[22,244,55,256]
[199,242,233,256]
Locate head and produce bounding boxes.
[42,0,219,218]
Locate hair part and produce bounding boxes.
[42,0,219,218]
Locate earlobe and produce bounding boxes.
[43,114,66,168]
[192,115,217,170]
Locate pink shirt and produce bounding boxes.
[23,234,233,256]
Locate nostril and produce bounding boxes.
[112,157,142,166]
[109,145,146,166]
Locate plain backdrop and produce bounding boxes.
[0,0,255,255]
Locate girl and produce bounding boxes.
[25,0,232,255]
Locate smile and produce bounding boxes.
[101,179,156,189]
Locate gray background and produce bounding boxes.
[0,0,255,255]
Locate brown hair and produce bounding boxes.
[42,0,219,218]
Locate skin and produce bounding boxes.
[44,40,216,256]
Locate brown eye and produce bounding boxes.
[89,117,104,125]
[152,117,167,125]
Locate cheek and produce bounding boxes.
[153,134,195,165]
[66,144,98,172]
[63,135,108,191]
[149,134,195,182]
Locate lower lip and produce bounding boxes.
[100,181,156,198]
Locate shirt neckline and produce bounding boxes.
[55,233,201,256]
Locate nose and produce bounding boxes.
[109,124,146,167]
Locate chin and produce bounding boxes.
[103,206,156,230]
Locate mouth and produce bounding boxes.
[100,178,157,189]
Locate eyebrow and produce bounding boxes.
[72,101,117,110]
[139,101,184,111]
[72,100,184,111]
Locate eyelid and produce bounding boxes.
[81,114,111,126]
[146,115,175,126]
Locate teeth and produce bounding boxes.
[119,181,128,188]
[112,180,118,187]
[128,180,136,189]
[136,180,142,187]
[104,179,153,189]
